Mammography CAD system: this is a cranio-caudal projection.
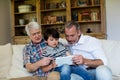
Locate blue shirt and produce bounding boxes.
[23,39,47,76]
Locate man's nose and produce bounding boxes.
[68,36,72,41]
[34,33,39,37]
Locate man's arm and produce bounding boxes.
[25,57,52,72]
[72,55,103,68]
[40,64,53,72]
[83,58,103,68]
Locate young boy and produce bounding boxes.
[42,28,94,80]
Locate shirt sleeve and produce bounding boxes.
[91,39,108,66]
[23,46,31,67]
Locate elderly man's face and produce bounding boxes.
[29,28,42,44]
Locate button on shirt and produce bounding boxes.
[69,34,108,66]
[23,39,47,76]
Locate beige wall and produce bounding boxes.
[0,0,11,44]
[106,0,120,40]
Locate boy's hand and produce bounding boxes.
[52,60,57,68]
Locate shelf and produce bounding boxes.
[78,20,101,23]
[41,21,102,25]
[15,11,36,14]
[71,5,100,9]
[14,36,30,44]
[84,33,106,39]
[15,25,26,27]
[40,8,66,12]
[41,22,64,26]
[14,36,28,37]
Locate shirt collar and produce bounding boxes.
[30,38,45,47]
[74,34,85,45]
[47,42,60,50]
[47,45,54,50]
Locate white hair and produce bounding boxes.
[25,22,42,35]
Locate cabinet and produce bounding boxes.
[11,0,106,44]
[39,0,71,38]
[11,0,38,44]
[70,0,106,39]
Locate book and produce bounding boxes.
[55,55,74,67]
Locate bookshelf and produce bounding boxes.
[11,0,106,44]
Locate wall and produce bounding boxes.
[0,0,11,44]
[106,0,120,41]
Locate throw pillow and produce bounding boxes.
[7,45,32,78]
[0,43,12,78]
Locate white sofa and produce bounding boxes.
[0,39,120,80]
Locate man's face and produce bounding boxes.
[29,28,42,44]
[65,26,81,44]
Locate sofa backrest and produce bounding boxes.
[101,40,120,76]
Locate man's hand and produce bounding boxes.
[72,55,84,65]
[41,57,53,66]
[72,55,103,68]
[41,60,57,72]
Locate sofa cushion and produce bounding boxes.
[101,40,120,76]
[7,45,32,78]
[0,43,12,78]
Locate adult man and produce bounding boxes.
[64,21,113,80]
[23,22,58,79]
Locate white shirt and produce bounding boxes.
[69,34,108,66]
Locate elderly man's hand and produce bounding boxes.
[41,57,53,66]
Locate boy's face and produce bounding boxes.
[46,36,59,48]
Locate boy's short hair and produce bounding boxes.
[44,28,59,41]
